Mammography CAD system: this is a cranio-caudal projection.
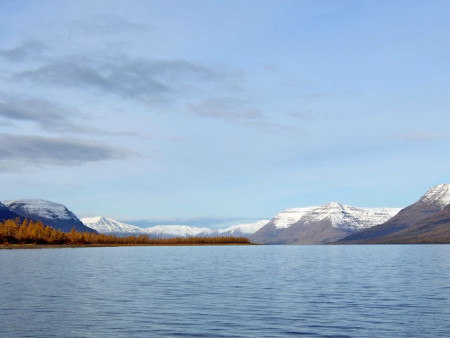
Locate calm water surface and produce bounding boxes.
[1,245,450,337]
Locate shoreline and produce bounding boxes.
[0,243,256,249]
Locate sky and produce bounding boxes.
[0,0,449,227]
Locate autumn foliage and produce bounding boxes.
[0,218,251,246]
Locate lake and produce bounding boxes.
[1,245,450,337]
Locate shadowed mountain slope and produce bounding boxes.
[338,184,450,243]
[3,199,94,233]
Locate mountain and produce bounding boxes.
[145,225,211,238]
[251,202,400,244]
[338,183,450,243]
[358,204,450,244]
[3,199,94,233]
[211,220,270,237]
[0,201,21,222]
[81,217,145,235]
[81,216,270,238]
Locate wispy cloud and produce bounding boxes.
[0,133,131,171]
[0,40,48,62]
[244,120,296,132]
[399,131,450,141]
[14,55,220,102]
[188,97,263,120]
[0,92,144,137]
[0,93,72,127]
[68,16,154,36]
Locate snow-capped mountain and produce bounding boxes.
[271,202,400,231]
[81,216,270,238]
[3,199,93,233]
[208,220,271,237]
[81,217,209,238]
[81,217,145,235]
[340,183,450,243]
[251,202,400,244]
[418,183,450,208]
[145,225,211,238]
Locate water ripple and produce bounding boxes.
[1,245,450,337]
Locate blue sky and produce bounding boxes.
[0,0,449,226]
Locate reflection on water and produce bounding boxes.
[1,245,450,337]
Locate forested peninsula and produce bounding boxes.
[0,218,252,248]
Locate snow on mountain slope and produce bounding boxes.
[215,220,270,236]
[271,206,317,229]
[271,202,400,231]
[0,201,20,221]
[145,225,211,238]
[3,199,77,221]
[81,217,145,234]
[79,199,402,240]
[419,183,450,208]
[2,199,93,232]
[81,216,269,238]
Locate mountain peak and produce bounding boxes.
[323,202,343,208]
[270,203,400,230]
[81,216,144,234]
[419,184,450,207]
[2,198,92,232]
[3,199,75,220]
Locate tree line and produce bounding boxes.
[0,218,251,246]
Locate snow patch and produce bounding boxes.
[145,225,210,237]
[216,220,271,235]
[271,202,400,230]
[419,183,450,208]
[2,199,78,221]
[81,216,145,234]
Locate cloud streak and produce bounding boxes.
[0,92,146,137]
[399,131,450,141]
[69,16,154,36]
[0,40,48,62]
[188,97,263,120]
[68,16,154,36]
[0,93,96,134]
[14,56,219,102]
[0,93,71,126]
[0,133,130,170]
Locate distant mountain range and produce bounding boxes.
[80,216,271,238]
[81,217,144,235]
[337,183,450,244]
[80,203,401,244]
[2,183,449,244]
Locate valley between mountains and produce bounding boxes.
[2,183,450,244]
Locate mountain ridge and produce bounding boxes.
[81,217,270,238]
[3,199,94,233]
[337,183,450,243]
[348,204,450,244]
[251,202,400,244]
